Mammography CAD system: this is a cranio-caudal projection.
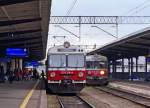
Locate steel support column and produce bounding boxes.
[115,60,117,79]
[122,58,124,79]
[107,59,111,78]
[145,57,148,79]
[128,58,131,80]
[131,58,133,81]
[10,59,15,72]
[113,59,117,79]
[135,57,138,73]
[15,59,19,69]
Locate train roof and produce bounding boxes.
[48,45,85,54]
[86,54,107,62]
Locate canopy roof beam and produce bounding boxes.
[0,18,41,27]
[0,0,36,6]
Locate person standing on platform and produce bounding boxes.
[8,69,14,84]
[0,65,5,83]
[15,68,20,81]
[33,69,37,80]
[41,70,45,80]
[19,68,23,81]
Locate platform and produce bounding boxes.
[0,79,47,108]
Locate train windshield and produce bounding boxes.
[86,61,107,69]
[68,54,85,68]
[49,54,66,68]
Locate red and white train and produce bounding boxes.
[86,54,109,86]
[46,42,86,93]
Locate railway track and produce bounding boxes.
[57,95,94,108]
[96,86,150,108]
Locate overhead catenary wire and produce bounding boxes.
[131,4,150,15]
[122,0,150,15]
[52,0,78,44]
[66,0,78,16]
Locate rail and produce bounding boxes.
[96,86,150,107]
[57,95,94,108]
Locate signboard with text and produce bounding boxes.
[6,48,28,57]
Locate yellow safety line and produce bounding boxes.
[19,80,39,108]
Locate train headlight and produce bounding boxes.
[50,72,56,77]
[78,72,84,77]
[100,70,105,75]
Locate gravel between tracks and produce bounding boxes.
[80,87,145,108]
[47,95,60,108]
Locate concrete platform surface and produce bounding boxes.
[0,80,47,108]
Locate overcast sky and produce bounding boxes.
[47,0,150,50]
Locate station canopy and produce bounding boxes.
[0,0,51,60]
[88,27,150,60]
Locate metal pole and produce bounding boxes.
[116,16,119,38]
[112,60,115,79]
[79,23,81,42]
[131,58,133,81]
[128,58,130,80]
[114,60,117,79]
[107,59,111,78]
[79,16,81,42]
[136,57,138,73]
[116,23,118,38]
[145,56,148,80]
[122,58,124,79]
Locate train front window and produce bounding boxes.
[49,54,66,68]
[86,61,94,69]
[86,61,107,69]
[68,54,85,68]
[94,61,106,69]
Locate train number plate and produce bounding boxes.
[62,79,72,84]
[63,75,71,79]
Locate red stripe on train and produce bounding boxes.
[47,70,86,81]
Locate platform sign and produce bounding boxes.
[6,48,28,57]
